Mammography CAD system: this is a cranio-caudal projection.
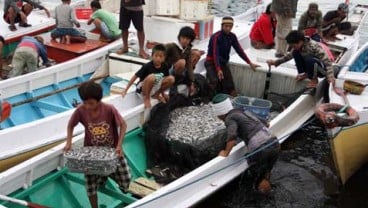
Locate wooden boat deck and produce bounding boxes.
[45,39,108,63]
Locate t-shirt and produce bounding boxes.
[68,102,124,147]
[54,4,79,28]
[92,9,121,37]
[135,61,169,85]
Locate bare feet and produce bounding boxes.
[139,50,149,59]
[65,35,71,44]
[116,47,129,55]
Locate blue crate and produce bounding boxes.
[233,96,272,120]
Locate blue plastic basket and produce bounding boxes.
[233,96,272,119]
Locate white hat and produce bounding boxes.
[211,94,234,116]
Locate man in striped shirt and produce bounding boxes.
[205,16,259,97]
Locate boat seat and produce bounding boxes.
[45,39,108,63]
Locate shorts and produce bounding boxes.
[100,22,120,40]
[119,7,144,31]
[86,157,131,196]
[51,28,86,39]
[136,73,164,96]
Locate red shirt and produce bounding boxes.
[68,102,124,147]
[250,13,276,45]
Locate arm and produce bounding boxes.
[122,75,138,97]
[37,44,50,66]
[219,118,238,157]
[64,110,80,152]
[232,33,259,71]
[70,8,80,27]
[316,11,323,35]
[114,108,127,157]
[298,13,307,32]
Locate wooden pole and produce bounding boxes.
[11,75,108,108]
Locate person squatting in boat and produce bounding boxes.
[121,44,175,108]
[250,3,277,49]
[205,16,260,97]
[212,94,280,195]
[64,81,131,208]
[266,30,337,93]
[3,0,50,31]
[51,0,87,44]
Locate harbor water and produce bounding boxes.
[197,0,368,207]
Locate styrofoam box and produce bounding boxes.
[180,0,209,20]
[154,0,180,16]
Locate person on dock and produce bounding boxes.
[87,0,121,42]
[322,3,353,41]
[205,16,260,97]
[271,0,298,57]
[64,81,131,208]
[3,0,50,31]
[266,30,336,94]
[116,0,148,59]
[212,94,280,195]
[298,3,323,42]
[8,36,51,78]
[121,44,175,108]
[0,36,4,79]
[51,0,86,44]
[250,4,277,49]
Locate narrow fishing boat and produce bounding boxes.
[0,1,367,207]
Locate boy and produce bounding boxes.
[212,94,280,195]
[121,44,175,108]
[51,0,86,44]
[64,81,131,208]
[87,0,121,42]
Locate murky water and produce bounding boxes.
[196,0,368,207]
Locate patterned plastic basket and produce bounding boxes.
[64,146,118,176]
[233,96,272,120]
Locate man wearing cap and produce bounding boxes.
[212,94,280,195]
[298,3,323,42]
[322,3,353,41]
[205,16,260,97]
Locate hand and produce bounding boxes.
[63,142,72,152]
[249,62,260,71]
[189,83,196,96]
[219,150,230,157]
[217,70,224,80]
[76,22,80,28]
[266,60,275,67]
[116,146,123,157]
[121,90,127,97]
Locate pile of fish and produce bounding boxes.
[165,105,227,154]
[64,146,118,176]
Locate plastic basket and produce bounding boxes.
[233,96,272,119]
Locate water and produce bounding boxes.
[196,0,368,207]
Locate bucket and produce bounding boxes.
[233,96,272,119]
[343,80,368,95]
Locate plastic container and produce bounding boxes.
[64,146,118,176]
[233,96,272,120]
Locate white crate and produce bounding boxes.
[154,0,180,16]
[180,0,209,20]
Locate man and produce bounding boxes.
[271,0,298,57]
[298,3,323,42]
[117,0,148,59]
[3,0,50,31]
[205,16,259,97]
[87,0,121,42]
[0,36,4,79]
[267,30,336,91]
[8,36,51,78]
[250,4,277,49]
[322,3,353,41]
[212,94,280,195]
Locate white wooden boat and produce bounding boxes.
[0,1,367,207]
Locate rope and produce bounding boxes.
[130,117,317,208]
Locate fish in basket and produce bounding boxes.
[64,146,119,176]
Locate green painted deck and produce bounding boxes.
[0,128,148,208]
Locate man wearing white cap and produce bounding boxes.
[212,94,280,195]
[322,3,353,41]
